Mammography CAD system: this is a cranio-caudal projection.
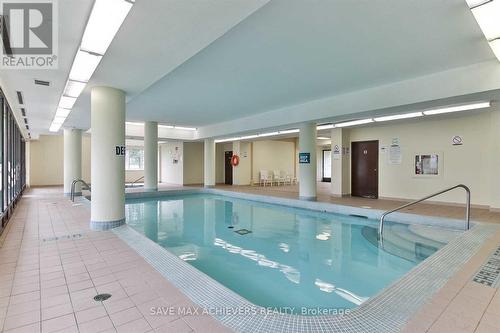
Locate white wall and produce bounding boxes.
[159,141,183,185]
[252,140,295,183]
[183,142,204,185]
[344,110,493,206]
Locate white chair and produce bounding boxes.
[260,170,273,186]
[273,170,286,186]
[285,173,297,185]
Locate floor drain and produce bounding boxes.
[234,229,252,235]
[227,226,234,229]
[93,293,112,302]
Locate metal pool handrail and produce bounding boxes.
[378,184,471,238]
[70,179,91,202]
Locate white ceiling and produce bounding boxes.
[1,0,498,139]
[0,0,94,138]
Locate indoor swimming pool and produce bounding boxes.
[124,193,461,313]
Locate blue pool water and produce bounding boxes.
[125,193,459,312]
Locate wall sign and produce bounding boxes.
[452,135,463,146]
[299,152,310,164]
[333,145,341,160]
[115,145,126,156]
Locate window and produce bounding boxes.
[0,88,26,232]
[125,147,144,170]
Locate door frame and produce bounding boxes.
[351,140,379,199]
[224,150,233,185]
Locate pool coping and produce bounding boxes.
[112,188,498,332]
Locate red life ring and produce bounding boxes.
[231,155,240,166]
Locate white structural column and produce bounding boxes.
[204,138,216,187]
[63,128,82,196]
[330,128,349,197]
[299,122,317,200]
[90,87,126,231]
[144,121,158,190]
[490,109,500,211]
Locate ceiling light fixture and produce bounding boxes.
[422,101,491,115]
[241,135,259,140]
[334,118,374,128]
[317,124,334,130]
[63,80,87,98]
[58,96,77,109]
[80,0,134,55]
[374,112,423,122]
[317,137,330,140]
[278,129,300,134]
[467,0,500,61]
[49,0,135,132]
[258,132,280,137]
[68,50,103,83]
[174,126,197,131]
[55,108,71,118]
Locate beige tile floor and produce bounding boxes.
[2,185,500,333]
[0,187,229,333]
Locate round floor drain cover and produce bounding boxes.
[93,293,111,302]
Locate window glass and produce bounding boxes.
[125,148,144,170]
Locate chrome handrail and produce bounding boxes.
[70,179,91,202]
[131,175,144,186]
[379,184,471,238]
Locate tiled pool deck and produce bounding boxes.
[1,186,500,332]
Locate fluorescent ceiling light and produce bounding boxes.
[491,38,500,61]
[278,129,299,134]
[317,124,334,130]
[49,123,61,132]
[215,137,239,143]
[81,0,133,55]
[159,124,174,129]
[55,108,71,117]
[374,112,423,122]
[52,116,66,125]
[259,132,279,137]
[174,126,197,131]
[59,96,77,109]
[317,137,330,140]
[470,0,500,41]
[126,121,144,126]
[241,135,259,140]
[423,101,491,115]
[334,118,374,128]
[64,80,86,98]
[69,50,103,82]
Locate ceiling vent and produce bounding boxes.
[34,79,50,86]
[16,91,24,105]
[21,108,26,117]
[23,118,28,125]
[25,125,29,130]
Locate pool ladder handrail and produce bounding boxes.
[130,175,144,187]
[378,184,471,238]
[70,179,91,202]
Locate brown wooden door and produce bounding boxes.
[351,141,378,198]
[224,151,233,185]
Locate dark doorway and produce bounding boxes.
[351,141,378,199]
[224,151,233,185]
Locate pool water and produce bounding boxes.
[125,193,459,312]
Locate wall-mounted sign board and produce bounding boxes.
[299,152,310,164]
[452,135,463,146]
[115,145,126,156]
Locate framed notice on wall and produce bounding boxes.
[414,153,442,177]
[299,153,310,164]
